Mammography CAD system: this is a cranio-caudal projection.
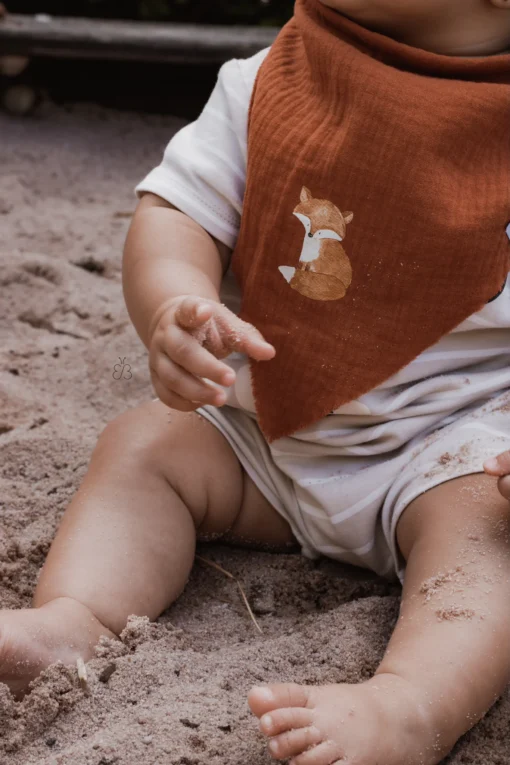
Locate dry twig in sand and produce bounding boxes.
[77,657,89,693]
[196,555,263,634]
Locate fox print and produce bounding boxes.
[279,187,354,301]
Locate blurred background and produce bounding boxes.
[3,0,293,116]
[8,0,294,25]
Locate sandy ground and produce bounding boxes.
[0,102,509,765]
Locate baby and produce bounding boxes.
[2,1,510,764]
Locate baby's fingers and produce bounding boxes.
[175,299,275,361]
[235,326,275,361]
[175,296,214,331]
[151,372,198,413]
[497,476,510,501]
[484,451,510,477]
[220,314,275,361]
[166,325,235,387]
[152,354,226,407]
[484,451,510,501]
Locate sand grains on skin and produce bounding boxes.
[419,566,475,603]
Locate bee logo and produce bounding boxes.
[113,357,132,381]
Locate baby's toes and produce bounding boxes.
[268,726,323,760]
[248,682,312,717]
[260,707,314,737]
[289,740,343,765]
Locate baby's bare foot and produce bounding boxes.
[0,597,115,697]
[249,674,442,765]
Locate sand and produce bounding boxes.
[1,102,509,765]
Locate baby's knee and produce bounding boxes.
[397,473,509,559]
[95,400,177,468]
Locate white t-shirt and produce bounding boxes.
[136,50,510,436]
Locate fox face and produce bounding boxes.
[294,186,353,241]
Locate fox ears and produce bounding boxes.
[300,187,354,225]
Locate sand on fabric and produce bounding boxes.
[0,103,509,765]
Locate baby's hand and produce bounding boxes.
[149,295,275,412]
[483,452,510,500]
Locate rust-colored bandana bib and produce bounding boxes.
[232,0,510,441]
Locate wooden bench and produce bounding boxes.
[0,13,279,65]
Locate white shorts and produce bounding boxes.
[198,391,510,582]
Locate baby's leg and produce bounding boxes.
[0,400,294,696]
[250,473,510,765]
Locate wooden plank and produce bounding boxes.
[0,14,279,64]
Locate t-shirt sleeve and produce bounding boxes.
[135,48,269,250]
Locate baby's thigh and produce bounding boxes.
[100,400,293,547]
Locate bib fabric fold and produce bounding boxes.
[232,0,510,441]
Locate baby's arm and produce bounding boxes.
[124,193,228,346]
[123,193,274,411]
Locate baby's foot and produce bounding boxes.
[249,674,442,765]
[0,597,115,697]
